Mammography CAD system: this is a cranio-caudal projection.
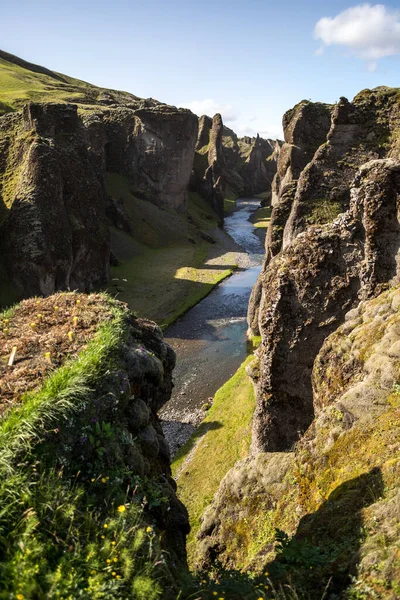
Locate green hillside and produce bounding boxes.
[0,49,153,115]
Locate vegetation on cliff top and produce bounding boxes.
[0,292,175,599]
[0,49,150,114]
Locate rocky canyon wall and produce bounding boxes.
[190,112,280,220]
[249,87,400,453]
[0,98,197,301]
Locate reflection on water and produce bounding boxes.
[160,197,264,450]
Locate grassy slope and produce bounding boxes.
[0,293,168,599]
[172,356,255,562]
[105,175,238,328]
[0,51,143,114]
[251,205,272,229]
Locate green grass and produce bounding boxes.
[172,356,255,563]
[0,293,173,599]
[251,205,272,229]
[254,190,271,200]
[109,243,234,329]
[104,175,238,329]
[224,197,237,216]
[0,52,143,113]
[0,293,126,471]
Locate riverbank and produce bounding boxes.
[172,355,256,563]
[104,178,249,329]
[160,198,266,453]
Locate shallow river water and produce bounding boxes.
[159,197,265,453]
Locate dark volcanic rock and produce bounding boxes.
[190,113,226,222]
[191,113,280,219]
[251,159,400,453]
[0,103,110,299]
[0,100,198,303]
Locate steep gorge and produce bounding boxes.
[193,87,400,598]
[2,47,400,599]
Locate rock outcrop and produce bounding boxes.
[248,89,400,448]
[251,158,400,454]
[190,113,225,221]
[0,292,188,596]
[197,286,400,598]
[0,103,110,300]
[0,52,198,304]
[191,113,280,218]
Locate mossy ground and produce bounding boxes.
[0,53,139,114]
[224,197,237,216]
[0,292,111,412]
[172,356,255,563]
[0,293,172,599]
[105,174,239,329]
[251,206,272,229]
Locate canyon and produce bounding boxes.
[1,49,400,599]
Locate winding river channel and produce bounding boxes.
[160,197,265,454]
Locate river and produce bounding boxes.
[159,197,265,454]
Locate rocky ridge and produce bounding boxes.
[194,88,400,597]
[0,292,188,597]
[0,51,198,303]
[190,113,280,221]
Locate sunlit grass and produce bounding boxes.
[172,356,255,563]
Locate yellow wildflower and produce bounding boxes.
[16,595,24,600]
[90,570,96,575]
[101,478,107,483]
[103,524,108,529]
[101,535,105,539]
[106,559,111,564]
[91,478,95,483]
[113,557,118,562]
[146,526,152,532]
[116,575,121,579]
[111,541,116,545]
[117,505,126,513]
[112,572,117,577]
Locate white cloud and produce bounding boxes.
[178,99,283,140]
[314,3,400,64]
[234,122,283,141]
[178,99,238,122]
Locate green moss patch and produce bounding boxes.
[224,197,237,216]
[172,356,255,563]
[0,292,174,599]
[104,175,238,329]
[251,206,272,229]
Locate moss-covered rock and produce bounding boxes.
[197,286,400,598]
[0,292,188,598]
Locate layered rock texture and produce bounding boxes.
[190,112,280,220]
[193,88,400,597]
[0,50,198,304]
[198,287,400,598]
[248,88,400,453]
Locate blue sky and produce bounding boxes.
[1,1,400,139]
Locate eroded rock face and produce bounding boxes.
[251,159,400,453]
[190,113,225,221]
[191,113,280,219]
[0,100,198,301]
[0,103,110,298]
[197,287,400,598]
[100,106,198,211]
